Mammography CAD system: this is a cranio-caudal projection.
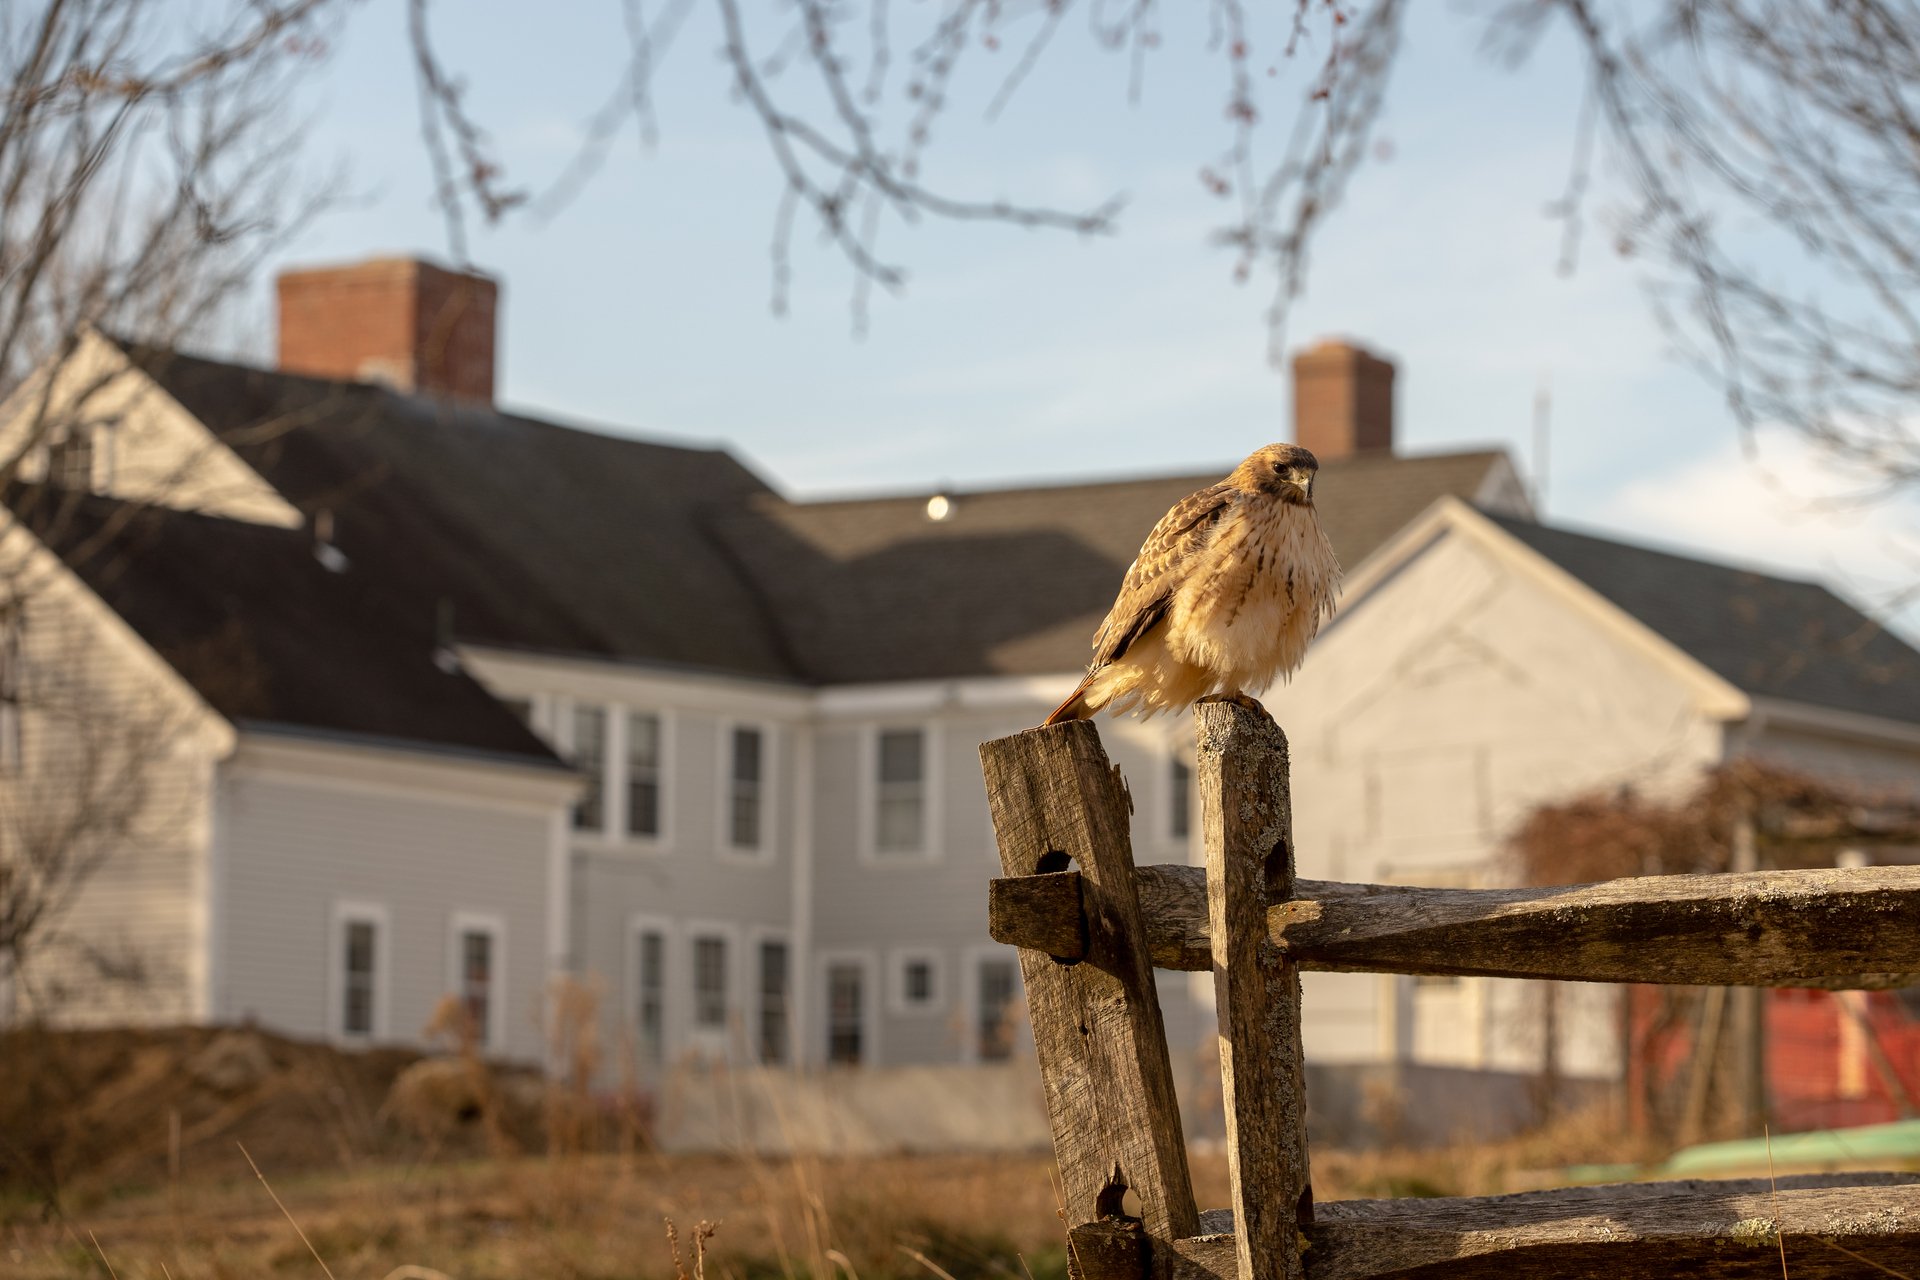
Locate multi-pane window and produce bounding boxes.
[341,917,378,1038]
[0,609,22,775]
[1170,756,1192,840]
[627,711,662,837]
[758,940,789,1065]
[693,936,728,1030]
[730,726,764,849]
[458,927,495,1048]
[636,928,666,1066]
[826,961,865,1065]
[977,958,1019,1061]
[900,957,936,1010]
[572,705,606,831]
[47,428,93,490]
[875,728,926,853]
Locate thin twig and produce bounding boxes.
[1764,1123,1788,1280]
[239,1142,339,1280]
[898,1245,961,1280]
[1814,1237,1915,1280]
[87,1230,119,1280]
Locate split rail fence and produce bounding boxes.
[980,702,1920,1280]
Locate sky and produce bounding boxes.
[261,0,1920,633]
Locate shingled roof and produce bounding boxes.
[126,345,796,679]
[1488,514,1920,726]
[28,344,1523,756]
[11,486,562,766]
[711,449,1521,682]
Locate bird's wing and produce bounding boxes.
[1091,482,1235,667]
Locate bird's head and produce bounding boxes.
[1232,443,1320,504]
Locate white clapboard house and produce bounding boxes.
[5,257,1918,1138]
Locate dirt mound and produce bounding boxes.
[0,1023,550,1201]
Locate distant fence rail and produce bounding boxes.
[979,705,1920,1280]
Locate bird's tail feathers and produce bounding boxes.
[1042,672,1098,726]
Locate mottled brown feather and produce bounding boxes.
[1090,482,1234,667]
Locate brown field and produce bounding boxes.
[1,1125,1678,1280]
[0,1024,1667,1280]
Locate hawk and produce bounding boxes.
[1044,443,1340,724]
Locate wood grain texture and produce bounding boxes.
[1197,702,1310,1280]
[991,864,1920,988]
[988,870,1087,961]
[980,721,1200,1273]
[1169,1174,1920,1280]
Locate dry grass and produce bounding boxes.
[3,1150,1078,1280]
[0,1104,1665,1280]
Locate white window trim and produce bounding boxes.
[616,703,674,849]
[887,947,945,1017]
[329,899,391,1045]
[818,949,880,1068]
[858,723,944,864]
[684,919,741,1058]
[961,944,1023,1065]
[748,925,795,1066]
[446,910,507,1054]
[559,697,674,853]
[1163,736,1196,856]
[717,719,777,863]
[626,913,677,1070]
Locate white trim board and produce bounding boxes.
[446,909,508,1054]
[716,717,778,865]
[328,899,392,1045]
[816,949,881,1068]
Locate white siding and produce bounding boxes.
[1265,526,1727,1078]
[0,330,298,527]
[455,649,808,1080]
[807,705,1211,1073]
[217,756,555,1063]
[2,532,225,1026]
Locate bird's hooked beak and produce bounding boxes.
[1287,466,1316,498]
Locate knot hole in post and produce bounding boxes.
[1095,1167,1142,1225]
[1033,849,1083,966]
[1263,836,1292,902]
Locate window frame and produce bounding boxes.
[717,719,776,862]
[45,425,95,491]
[750,927,793,1067]
[329,900,391,1044]
[623,707,668,843]
[887,947,945,1017]
[859,724,943,864]
[446,910,507,1053]
[683,921,739,1058]
[566,701,610,835]
[557,698,674,852]
[0,606,23,775]
[818,950,879,1068]
[964,946,1023,1065]
[1167,747,1194,848]
[627,914,675,1071]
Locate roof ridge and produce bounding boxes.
[119,334,750,465]
[779,446,1511,510]
[1484,511,1825,592]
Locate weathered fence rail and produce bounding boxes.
[992,862,1920,987]
[980,705,1920,1280]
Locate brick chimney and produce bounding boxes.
[1292,338,1395,460]
[276,257,498,402]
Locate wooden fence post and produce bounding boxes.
[981,721,1200,1279]
[1196,702,1309,1280]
